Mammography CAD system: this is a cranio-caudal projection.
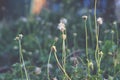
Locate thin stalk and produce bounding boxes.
[94,0,100,75]
[18,40,29,80]
[47,50,52,80]
[84,20,90,76]
[54,51,71,80]
[47,42,56,80]
[20,54,23,79]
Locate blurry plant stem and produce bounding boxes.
[47,42,56,80]
[84,20,90,77]
[73,35,77,50]
[18,40,29,80]
[62,31,67,80]
[54,51,71,80]
[88,14,94,48]
[47,49,52,80]
[114,23,119,74]
[111,30,116,74]
[94,0,101,76]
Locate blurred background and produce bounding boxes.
[0,0,120,79]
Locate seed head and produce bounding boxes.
[60,18,67,24]
[73,33,77,37]
[51,46,57,52]
[113,21,117,25]
[111,30,115,34]
[19,34,23,39]
[52,77,58,80]
[34,67,41,75]
[54,37,59,42]
[98,51,104,56]
[14,37,20,40]
[97,17,103,25]
[58,22,66,32]
[82,15,88,20]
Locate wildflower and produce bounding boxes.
[28,51,32,55]
[57,22,66,32]
[97,17,103,25]
[35,67,41,75]
[20,17,27,23]
[62,34,66,40]
[60,18,67,24]
[52,77,58,80]
[108,52,113,55]
[47,63,53,69]
[13,46,18,50]
[14,37,19,40]
[88,61,94,70]
[51,46,57,52]
[70,57,77,62]
[73,33,77,37]
[15,34,23,40]
[54,37,59,42]
[22,49,26,53]
[19,34,23,40]
[111,30,115,34]
[98,40,102,45]
[113,21,117,25]
[82,15,88,20]
[98,51,104,57]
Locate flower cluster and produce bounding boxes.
[57,18,67,32]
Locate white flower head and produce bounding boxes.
[57,22,66,32]
[113,21,117,25]
[19,34,23,39]
[35,67,41,75]
[97,17,103,25]
[60,18,67,24]
[82,15,88,20]
[20,17,28,22]
[53,77,58,80]
[47,63,53,69]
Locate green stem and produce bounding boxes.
[84,20,90,76]
[19,40,29,80]
[47,50,52,80]
[47,42,56,80]
[54,51,71,80]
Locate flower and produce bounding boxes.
[51,46,57,52]
[60,18,67,24]
[73,33,77,37]
[52,77,58,80]
[97,17,103,25]
[113,21,117,25]
[34,67,41,75]
[57,22,66,32]
[19,34,23,39]
[20,17,28,22]
[82,15,88,20]
[47,63,53,69]
[15,34,23,40]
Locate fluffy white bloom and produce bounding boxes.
[35,67,41,75]
[82,15,88,20]
[53,77,58,80]
[47,63,53,69]
[57,22,66,32]
[60,18,67,24]
[97,17,103,25]
[20,17,28,22]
